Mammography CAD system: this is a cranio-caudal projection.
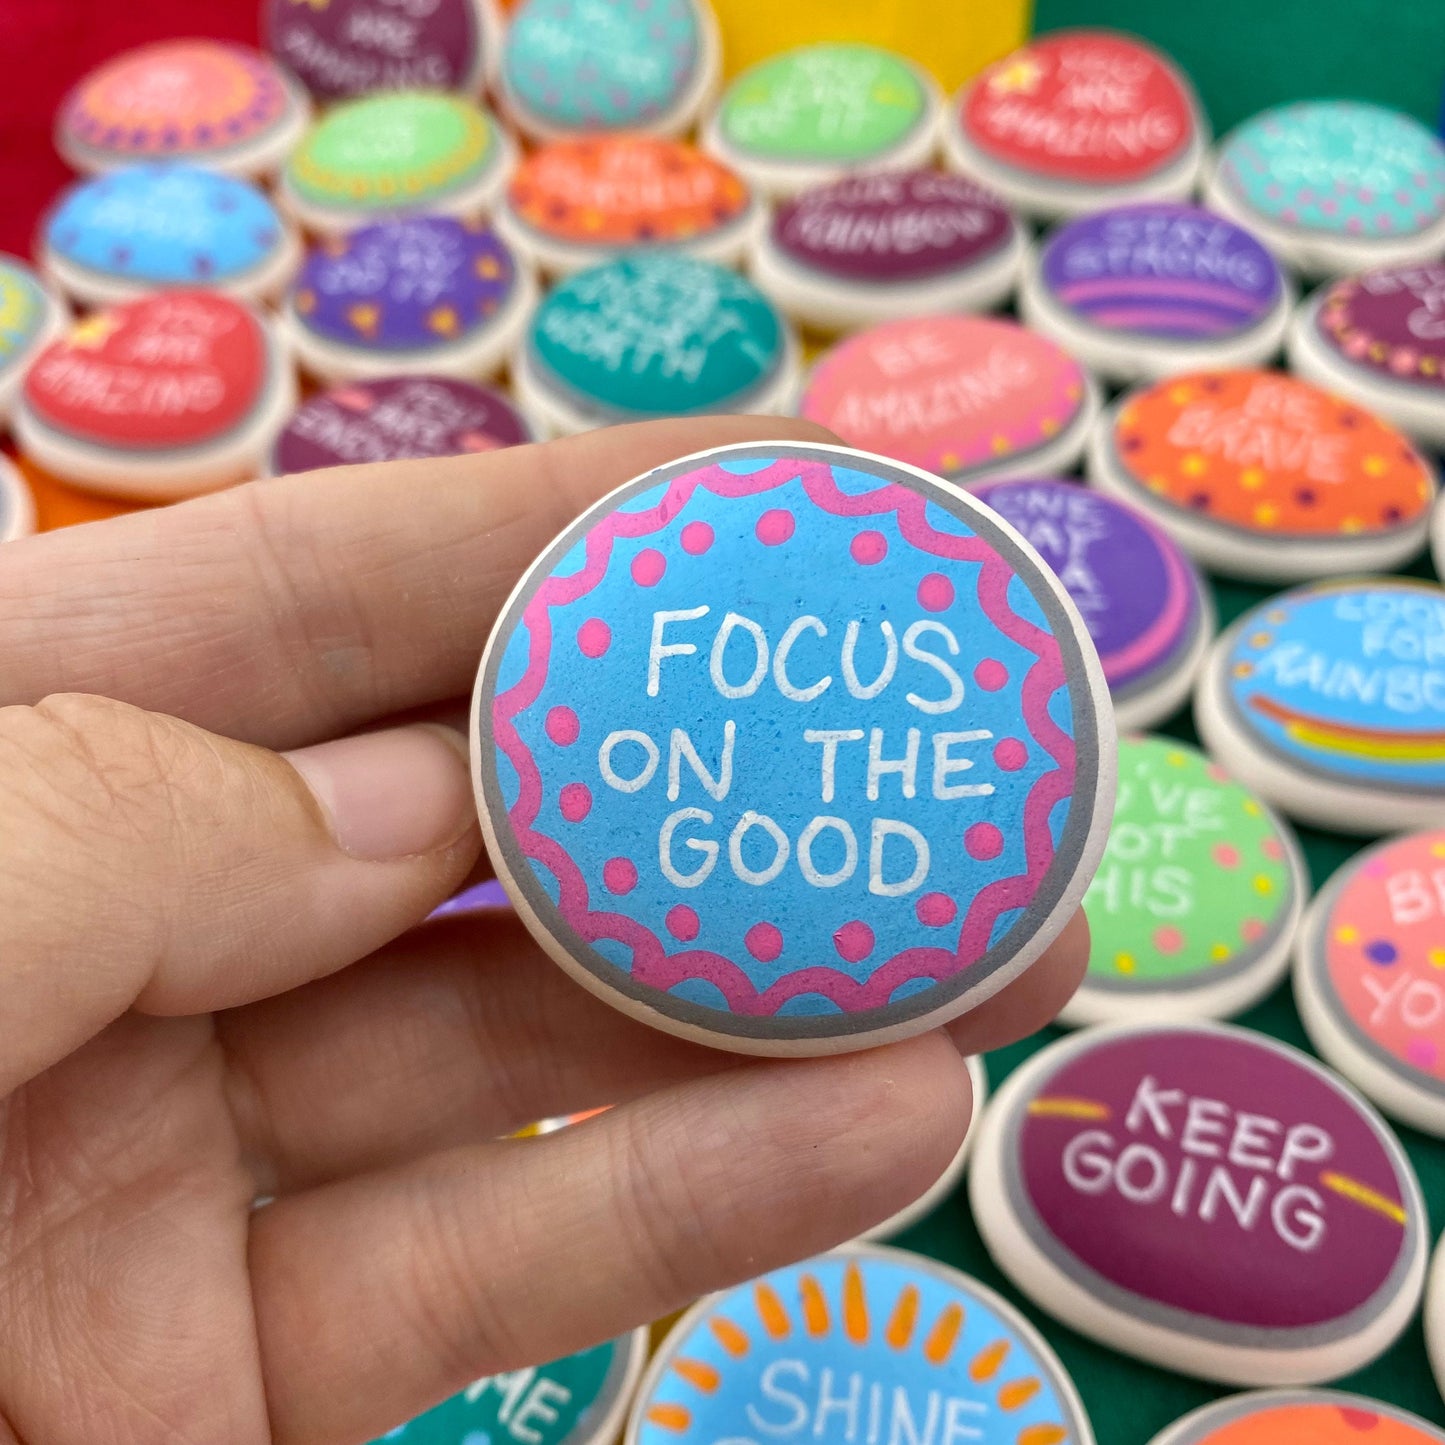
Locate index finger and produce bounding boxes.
[0,416,832,751]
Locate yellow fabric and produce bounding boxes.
[709,0,1030,91]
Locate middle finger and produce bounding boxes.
[217,906,1088,1195]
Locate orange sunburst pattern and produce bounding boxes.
[638,1255,1078,1445]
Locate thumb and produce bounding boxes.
[0,693,478,1096]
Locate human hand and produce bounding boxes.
[0,417,1088,1445]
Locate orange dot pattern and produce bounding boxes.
[509,136,750,247]
[1110,369,1434,537]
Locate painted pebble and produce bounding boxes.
[971,1022,1427,1384]
[944,30,1205,221]
[501,0,719,142]
[514,254,795,435]
[704,44,942,200]
[56,39,309,178]
[749,169,1026,335]
[1205,101,1445,278]
[279,91,514,236]
[1064,736,1305,1027]
[41,164,301,308]
[271,375,532,475]
[0,456,36,543]
[0,254,67,425]
[265,0,501,102]
[499,136,759,277]
[1147,1391,1445,1445]
[374,1327,648,1445]
[1088,370,1437,582]
[629,1246,1094,1445]
[471,441,1114,1055]
[1294,830,1445,1136]
[973,480,1212,732]
[863,1054,989,1242]
[798,316,1098,489]
[1196,578,1445,834]
[15,292,294,500]
[1021,203,1291,384]
[1289,265,1445,448]
[1429,1238,1445,1409]
[282,218,535,385]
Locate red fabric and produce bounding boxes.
[0,0,261,258]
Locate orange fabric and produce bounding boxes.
[18,456,150,530]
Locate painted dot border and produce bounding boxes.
[472,442,1111,1049]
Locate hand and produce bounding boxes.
[0,417,1088,1445]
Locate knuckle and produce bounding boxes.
[0,695,180,992]
[402,1170,530,1376]
[233,482,382,728]
[604,1103,737,1303]
[0,694,182,846]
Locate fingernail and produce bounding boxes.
[285,725,476,861]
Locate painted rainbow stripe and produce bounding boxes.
[1055,276,1268,338]
[1247,694,1445,763]
[1026,1096,1111,1120]
[1320,1170,1408,1226]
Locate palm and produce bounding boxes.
[0,1012,261,1441]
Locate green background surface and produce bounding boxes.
[1034,0,1445,133]
[887,17,1445,1442]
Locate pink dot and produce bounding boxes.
[833,920,874,963]
[994,737,1028,771]
[603,857,638,894]
[1241,917,1265,942]
[966,822,1004,860]
[974,659,1008,691]
[631,548,666,586]
[1358,187,1375,204]
[756,508,795,545]
[1261,837,1284,860]
[559,782,592,821]
[850,530,888,564]
[577,618,611,657]
[1153,925,1184,955]
[916,892,957,927]
[917,573,954,612]
[546,706,580,745]
[681,521,714,554]
[1407,1037,1438,1069]
[745,922,783,962]
[666,904,700,941]
[1212,843,1240,868]
[1205,763,1229,782]
[1375,213,1394,232]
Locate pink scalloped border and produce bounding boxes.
[492,457,1076,1017]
